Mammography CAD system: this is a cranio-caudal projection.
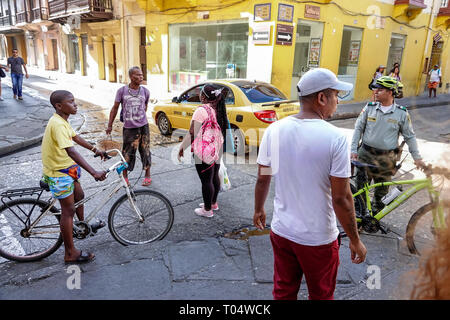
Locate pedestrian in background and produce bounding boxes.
[351,76,426,213]
[389,65,402,81]
[0,64,9,101]
[7,49,29,100]
[370,65,386,101]
[178,84,229,218]
[428,65,442,98]
[106,66,152,187]
[254,68,366,300]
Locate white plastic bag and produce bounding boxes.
[219,158,231,191]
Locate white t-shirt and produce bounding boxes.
[380,104,393,114]
[257,117,351,246]
[429,69,441,82]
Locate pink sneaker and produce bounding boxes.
[199,203,219,211]
[195,207,214,218]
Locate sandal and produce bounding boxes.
[65,251,95,264]
[142,177,152,186]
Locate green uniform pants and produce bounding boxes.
[356,147,397,212]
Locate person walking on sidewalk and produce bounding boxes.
[428,65,442,98]
[7,49,29,100]
[42,90,108,264]
[177,84,229,218]
[351,76,426,213]
[0,64,9,101]
[254,68,367,300]
[106,66,152,186]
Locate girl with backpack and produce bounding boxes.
[178,84,230,218]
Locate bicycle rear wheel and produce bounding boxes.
[405,202,445,255]
[0,198,62,262]
[108,189,174,246]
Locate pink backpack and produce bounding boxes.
[192,105,224,164]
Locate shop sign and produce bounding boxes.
[278,3,294,23]
[254,3,271,21]
[308,38,322,68]
[348,40,361,65]
[305,5,320,20]
[253,23,271,45]
[276,24,294,46]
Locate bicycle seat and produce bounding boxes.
[351,160,378,169]
[39,179,50,192]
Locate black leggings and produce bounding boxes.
[195,162,221,211]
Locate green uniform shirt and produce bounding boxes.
[351,101,422,160]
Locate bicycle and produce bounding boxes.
[349,160,449,256]
[0,149,174,262]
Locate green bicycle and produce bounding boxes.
[350,161,449,255]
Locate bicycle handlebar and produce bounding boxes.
[94,149,128,178]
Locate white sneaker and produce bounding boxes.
[194,207,214,218]
[199,203,219,211]
[0,97,3,101]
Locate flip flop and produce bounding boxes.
[142,177,152,186]
[65,251,95,265]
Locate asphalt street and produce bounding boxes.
[0,79,449,300]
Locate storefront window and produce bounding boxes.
[169,21,248,93]
[386,33,406,72]
[338,26,363,101]
[290,19,324,99]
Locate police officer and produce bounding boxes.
[351,76,426,212]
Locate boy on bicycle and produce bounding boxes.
[42,90,107,264]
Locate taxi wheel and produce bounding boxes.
[231,127,247,155]
[157,112,172,136]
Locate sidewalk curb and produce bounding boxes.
[0,82,86,157]
[328,100,450,121]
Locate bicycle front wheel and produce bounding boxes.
[405,202,444,255]
[0,198,62,262]
[108,189,174,246]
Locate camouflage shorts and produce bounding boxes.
[122,124,151,171]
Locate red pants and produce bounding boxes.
[270,231,340,300]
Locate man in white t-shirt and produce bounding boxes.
[428,64,442,98]
[253,68,366,300]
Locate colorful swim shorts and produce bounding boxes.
[43,175,75,199]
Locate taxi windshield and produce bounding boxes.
[233,81,287,103]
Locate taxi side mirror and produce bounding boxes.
[172,96,178,103]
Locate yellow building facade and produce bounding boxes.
[138,0,450,102]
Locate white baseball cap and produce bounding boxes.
[296,68,353,97]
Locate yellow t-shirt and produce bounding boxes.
[41,113,77,177]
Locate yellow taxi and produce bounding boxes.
[152,79,300,154]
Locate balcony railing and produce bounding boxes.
[48,0,113,22]
[16,11,31,24]
[394,0,427,8]
[32,7,50,21]
[0,15,11,27]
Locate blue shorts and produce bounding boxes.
[43,175,75,199]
